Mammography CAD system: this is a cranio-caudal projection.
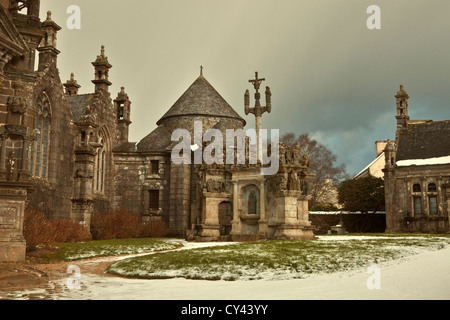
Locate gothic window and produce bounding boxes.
[94,132,108,193]
[428,183,437,192]
[413,184,421,192]
[414,197,422,215]
[95,141,105,192]
[32,92,51,178]
[429,196,438,214]
[149,190,159,210]
[95,148,106,192]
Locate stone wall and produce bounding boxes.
[384,164,450,233]
[1,66,76,220]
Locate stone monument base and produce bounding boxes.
[273,224,316,240]
[0,238,26,262]
[0,181,33,263]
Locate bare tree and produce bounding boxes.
[281,133,348,207]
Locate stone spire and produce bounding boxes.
[395,84,410,129]
[63,73,81,96]
[91,45,112,93]
[114,87,132,144]
[37,10,61,71]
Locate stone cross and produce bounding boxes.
[245,72,272,163]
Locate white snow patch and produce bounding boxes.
[3,237,450,300]
[47,245,450,300]
[396,155,450,167]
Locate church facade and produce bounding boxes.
[0,1,316,261]
[383,85,450,233]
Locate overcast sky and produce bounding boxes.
[40,0,450,176]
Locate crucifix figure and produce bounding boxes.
[245,72,272,163]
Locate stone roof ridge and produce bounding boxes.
[156,73,245,126]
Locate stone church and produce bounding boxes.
[383,85,450,233]
[0,1,315,261]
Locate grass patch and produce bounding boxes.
[106,234,450,281]
[35,238,182,262]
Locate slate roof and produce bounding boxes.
[136,125,173,152]
[396,120,450,161]
[156,74,245,126]
[68,94,94,121]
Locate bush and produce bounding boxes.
[310,203,339,212]
[23,209,91,251]
[90,210,169,240]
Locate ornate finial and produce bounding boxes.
[46,11,52,21]
[200,65,203,76]
[101,45,105,56]
[70,73,75,81]
[117,87,129,100]
[396,84,409,98]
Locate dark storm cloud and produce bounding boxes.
[41,0,450,175]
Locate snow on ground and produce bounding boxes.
[8,236,450,300]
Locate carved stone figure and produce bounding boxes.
[6,152,17,181]
[287,171,298,191]
[299,171,308,195]
[293,145,301,166]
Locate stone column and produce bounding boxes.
[196,194,222,241]
[0,134,7,170]
[258,180,267,237]
[230,180,242,237]
[71,146,96,228]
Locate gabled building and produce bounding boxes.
[383,85,450,233]
[354,141,387,179]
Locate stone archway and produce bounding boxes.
[219,201,232,236]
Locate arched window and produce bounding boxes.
[94,130,108,193]
[427,183,438,214]
[32,92,51,178]
[413,184,421,192]
[95,139,105,192]
[248,191,257,214]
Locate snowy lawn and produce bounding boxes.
[106,234,450,281]
[49,238,182,261]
